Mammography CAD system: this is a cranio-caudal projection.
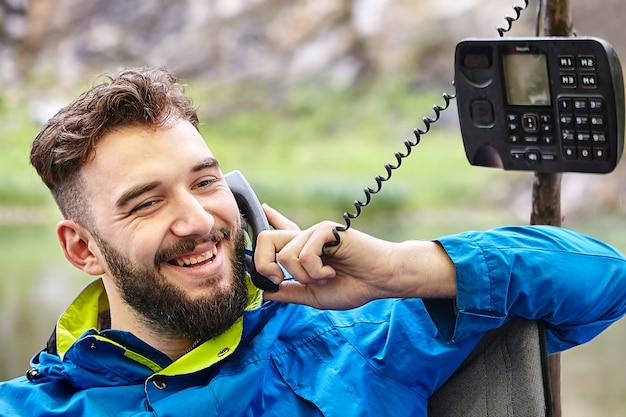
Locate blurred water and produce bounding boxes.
[0,223,86,379]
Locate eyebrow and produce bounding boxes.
[115,181,161,209]
[115,157,221,209]
[192,157,220,173]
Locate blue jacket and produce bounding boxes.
[1,226,625,416]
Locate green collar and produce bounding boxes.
[55,276,263,375]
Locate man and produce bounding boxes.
[0,67,624,416]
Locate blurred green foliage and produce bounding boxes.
[0,90,50,206]
[2,78,623,244]
[187,78,521,237]
[0,78,507,223]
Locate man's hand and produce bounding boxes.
[255,208,457,309]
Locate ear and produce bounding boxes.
[57,220,106,276]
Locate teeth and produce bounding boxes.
[174,246,217,267]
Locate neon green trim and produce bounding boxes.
[123,349,163,373]
[55,274,262,372]
[157,275,261,376]
[246,274,263,310]
[157,317,243,376]
[89,334,164,373]
[56,279,109,359]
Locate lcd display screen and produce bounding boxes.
[502,54,551,106]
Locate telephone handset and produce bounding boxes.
[224,170,280,292]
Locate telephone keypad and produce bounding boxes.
[557,96,608,163]
[505,94,608,165]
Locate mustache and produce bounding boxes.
[154,227,232,267]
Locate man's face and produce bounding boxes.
[80,119,248,340]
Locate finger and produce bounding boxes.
[262,204,299,231]
[254,229,299,281]
[275,225,337,282]
[262,280,321,308]
[297,221,342,279]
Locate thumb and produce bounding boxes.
[262,280,322,308]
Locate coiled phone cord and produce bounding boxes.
[321,91,455,258]
[496,0,532,37]
[320,0,535,259]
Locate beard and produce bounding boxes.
[92,227,249,342]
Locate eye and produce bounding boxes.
[192,176,218,190]
[130,199,159,214]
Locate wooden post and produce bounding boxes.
[532,1,572,416]
[530,173,563,417]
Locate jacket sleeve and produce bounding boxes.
[423,225,626,353]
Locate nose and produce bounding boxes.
[169,192,214,238]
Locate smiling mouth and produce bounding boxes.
[169,246,218,267]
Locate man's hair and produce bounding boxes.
[30,67,199,224]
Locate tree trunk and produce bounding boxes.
[532,1,573,416]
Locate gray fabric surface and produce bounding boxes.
[429,319,551,417]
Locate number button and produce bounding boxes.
[559,115,573,126]
[575,115,589,128]
[592,132,607,142]
[576,132,591,142]
[588,98,604,112]
[561,129,575,141]
[558,98,573,111]
[579,147,593,160]
[590,115,605,128]
[573,99,588,111]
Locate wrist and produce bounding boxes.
[391,240,457,299]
